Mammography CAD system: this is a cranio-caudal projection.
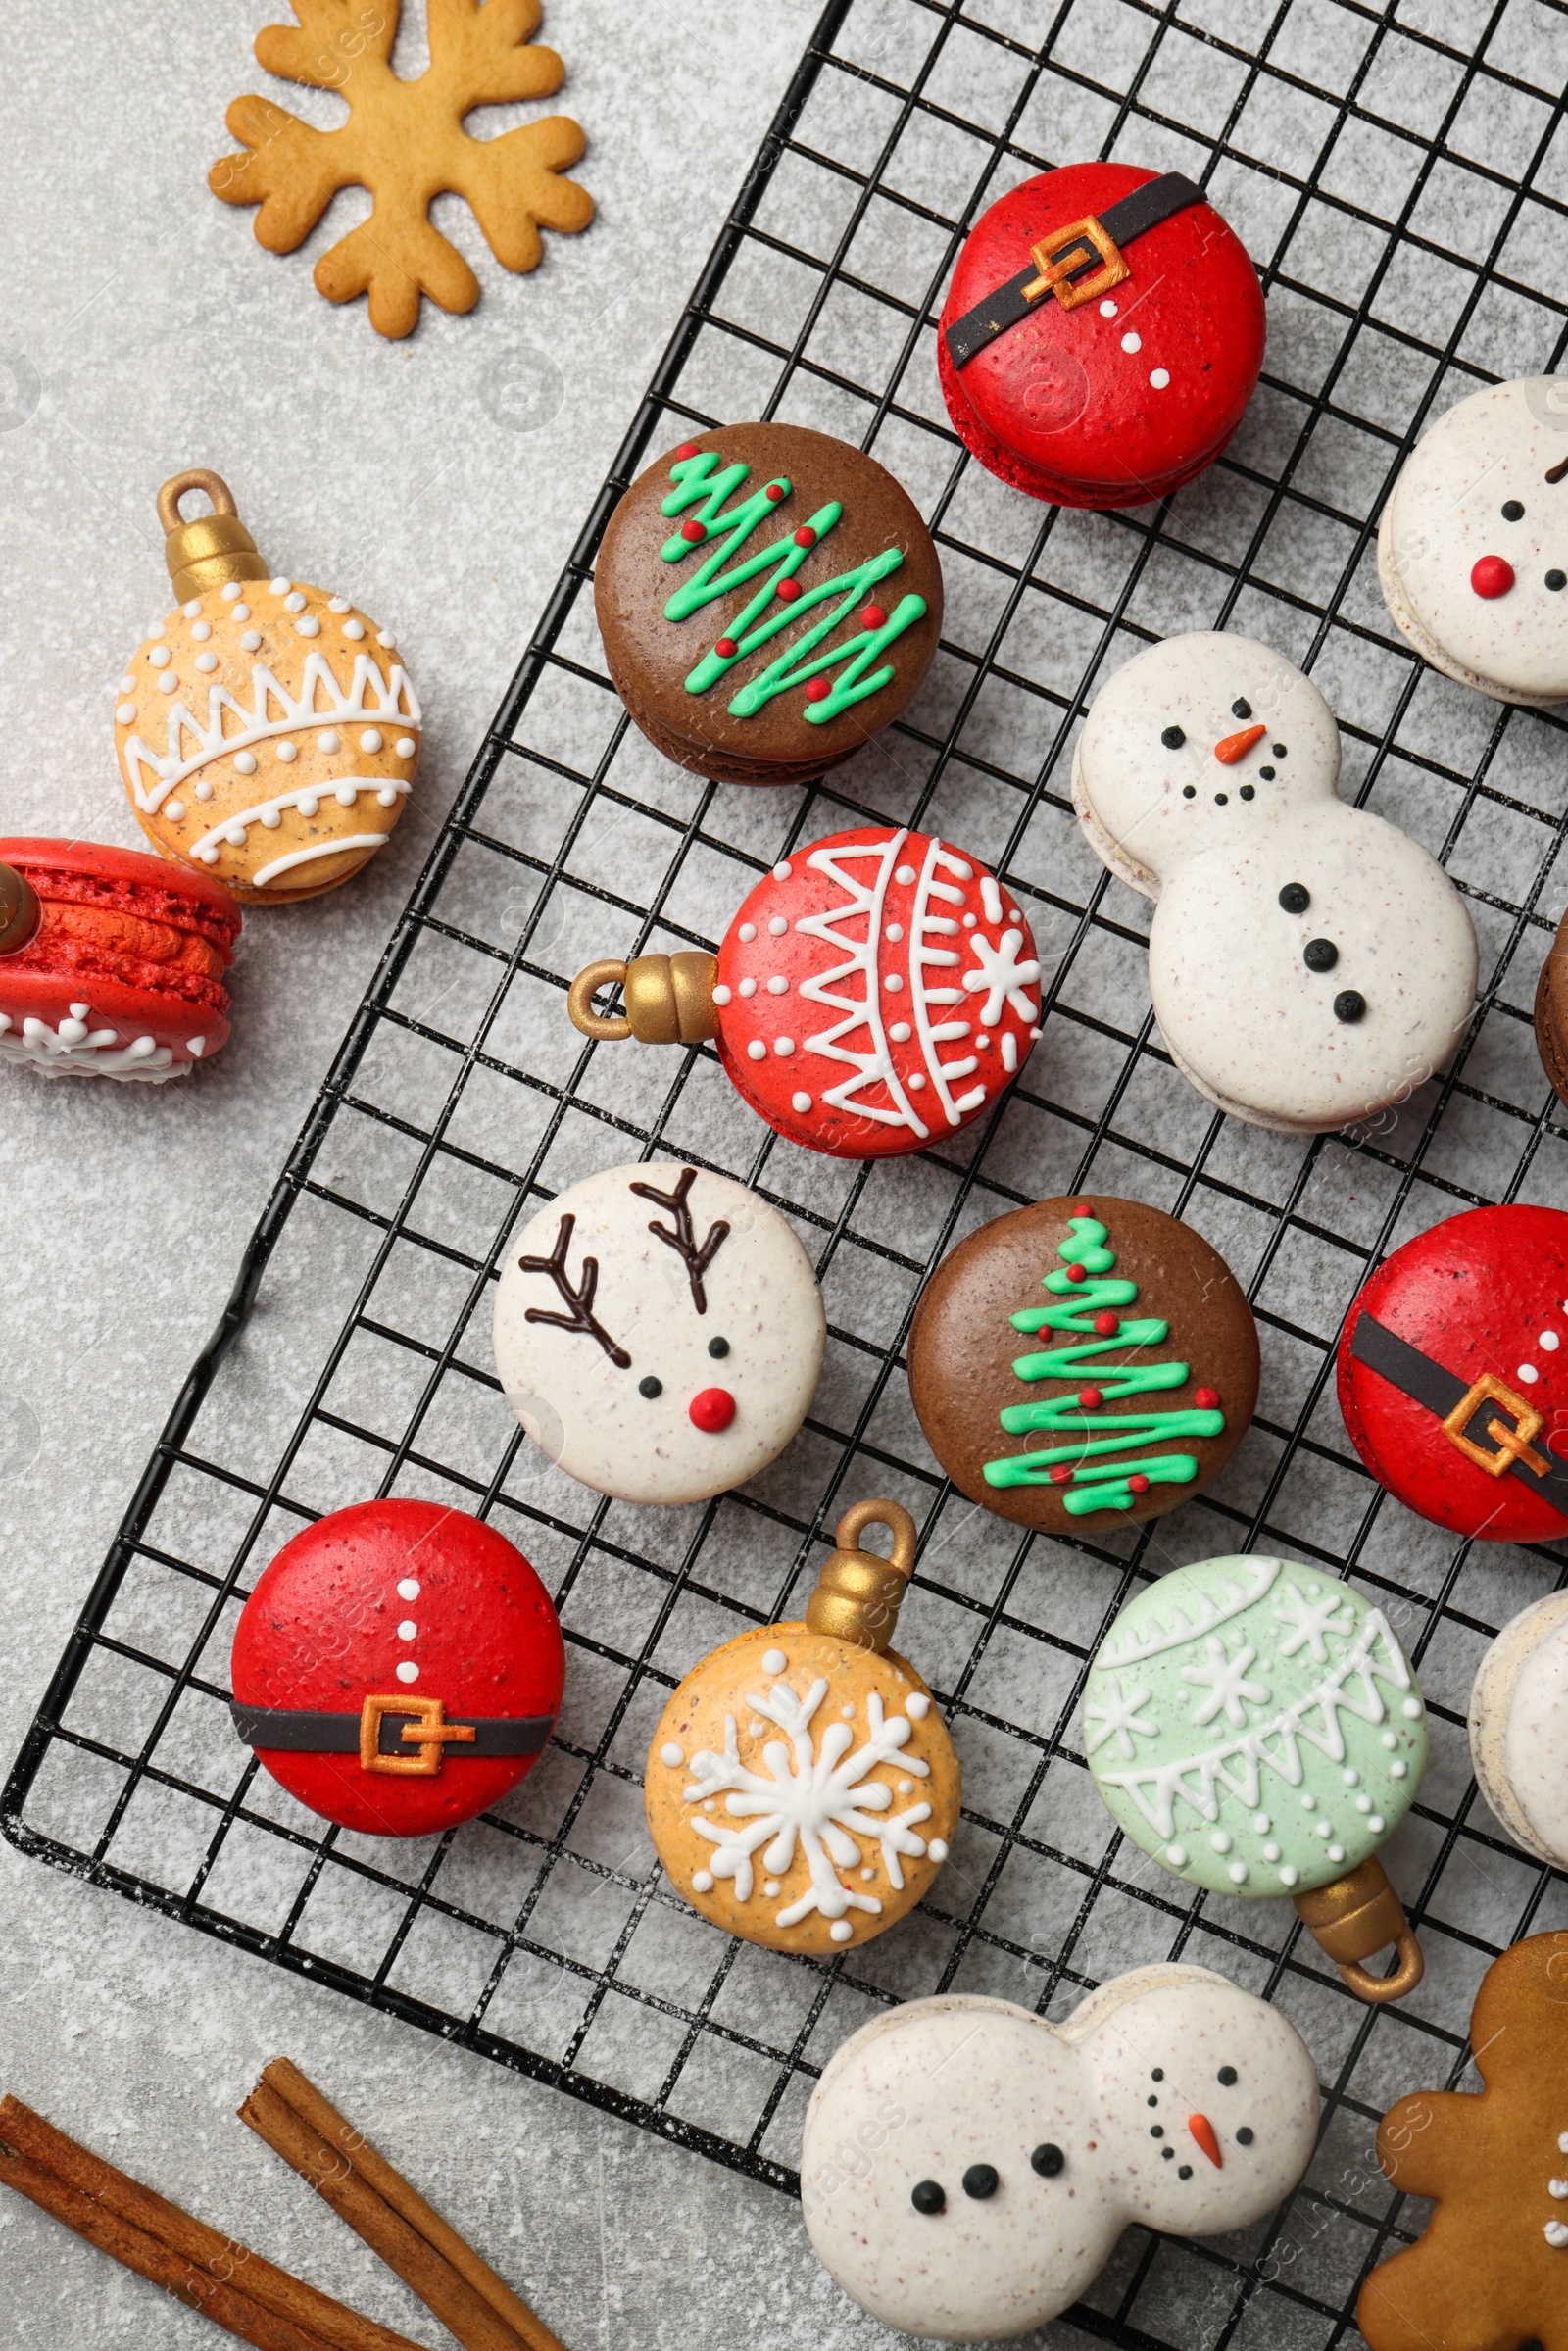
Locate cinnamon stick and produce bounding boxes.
[240,2062,568,2351]
[0,2097,428,2351]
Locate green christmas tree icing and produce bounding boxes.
[983,1209,1225,1516]
[658,450,927,724]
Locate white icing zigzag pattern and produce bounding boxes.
[1100,1557,1283,1664]
[122,651,421,813]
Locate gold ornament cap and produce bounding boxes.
[0,864,39,956]
[1293,1854,1424,2003]
[156,469,270,603]
[567,952,718,1045]
[805,1499,918,1653]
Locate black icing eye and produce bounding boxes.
[1161,2146,1175,2160]
[911,2180,946,2215]
[1548,569,1567,592]
[1161,724,1186,748]
[1257,766,1275,781]
[962,2164,999,2200]
[1031,2143,1065,2178]
[1335,990,1367,1024]
[1217,2066,1238,2086]
[708,1336,730,1358]
[1237,2126,1254,2145]
[1232,698,1252,719]
[1150,2125,1164,2138]
[1178,2164,1194,2180]
[1502,499,1525,520]
[1182,785,1196,799]
[1152,2069,1164,2082]
[1240,785,1256,800]
[1147,2094,1159,2107]
[1214,791,1229,806]
[638,1375,662,1399]
[1303,938,1339,972]
[1278,882,1310,914]
[1272,743,1287,757]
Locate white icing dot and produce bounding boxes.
[232,603,250,622]
[1165,1844,1188,1867]
[747,1039,766,1061]
[233,752,257,776]
[691,1871,714,1893]
[336,782,359,806]
[791,1091,812,1113]
[889,1020,911,1043]
[738,922,757,942]
[1544,1331,1561,1351]
[660,1741,685,1767]
[883,972,904,992]
[224,825,247,846]
[1279,1864,1298,1887]
[269,577,291,595]
[895,864,916,885]
[761,1648,787,1675]
[319,731,341,755]
[1519,1363,1540,1384]
[361,729,383,753]
[841,1703,856,1719]
[898,1781,912,1796]
[1100,298,1118,316]
[762,1879,780,1897]
[68,1004,89,1021]
[377,631,396,649]
[766,975,789,995]
[1299,1792,1315,1810]
[829,1921,853,1943]
[329,597,351,613]
[1228,1861,1248,1884]
[1121,330,1142,352]
[773,1036,795,1056]
[1210,1830,1232,1853]
[396,1660,418,1684]
[396,737,416,758]
[397,1578,419,1599]
[1381,1730,1397,1748]
[57,1020,86,1045]
[191,620,212,642]
[977,1033,991,1049]
[1262,1840,1281,1861]
[116,702,136,723]
[965,914,977,928]
[1314,1818,1333,1837]
[1390,1760,1407,1779]
[222,582,242,601]
[195,651,218,672]
[295,616,320,637]
[146,622,165,639]
[1327,1844,1345,1862]
[157,672,178,693]
[1342,1769,1359,1787]
[342,618,366,640]
[118,675,135,693]
[712,984,732,1005]
[197,846,220,863]
[260,805,282,830]
[240,631,261,652]
[1150,367,1170,388]
[908,1072,925,1090]
[768,915,788,936]
[1401,1696,1422,1718]
[1355,1792,1372,1812]
[906,1692,930,1720]
[298,792,319,816]
[275,740,298,762]
[1253,1813,1270,1831]
[772,860,792,879]
[165,801,185,822]
[927,1838,949,1863]
[148,645,171,667]
[738,976,757,999]
[183,599,202,618]
[397,1619,417,1641]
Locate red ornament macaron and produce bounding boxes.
[1338,1204,1568,1544]
[566,824,1043,1157]
[229,1500,564,1837]
[0,837,239,1082]
[938,162,1265,510]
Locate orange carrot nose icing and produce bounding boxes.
[1213,722,1267,765]
[1188,2113,1223,2167]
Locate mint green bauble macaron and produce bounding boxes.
[1084,1555,1427,1898]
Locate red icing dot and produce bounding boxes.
[680,519,705,543]
[1075,1201,1093,1216]
[1077,1387,1103,1409]
[805,678,830,702]
[674,442,699,460]
[794,526,816,548]
[1128,1474,1151,1494]
[1094,1311,1120,1338]
[860,603,887,629]
[1064,1262,1087,1283]
[1194,1387,1220,1409]
[775,577,801,603]
[715,636,738,659]
[1471,555,1514,598]
[1049,1465,1074,1486]
[765,482,787,502]
[689,1388,736,1434]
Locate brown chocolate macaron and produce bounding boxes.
[594,421,943,788]
[907,1194,1258,1535]
[1534,910,1568,1108]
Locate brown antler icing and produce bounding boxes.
[516,1213,631,1365]
[629,1168,730,1313]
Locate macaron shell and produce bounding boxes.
[937,162,1265,510]
[1337,1203,1568,1543]
[645,1625,959,1956]
[1468,1591,1568,1865]
[229,1499,564,1838]
[1533,908,1568,1111]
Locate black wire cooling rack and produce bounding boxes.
[12,2,1568,2342]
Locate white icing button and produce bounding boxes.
[118,675,135,693]
[1368,1815,1385,1832]
[767,975,788,995]
[889,1020,911,1042]
[692,1871,714,1893]
[1520,1363,1540,1383]
[1381,1730,1397,1748]
[222,582,242,602]
[1262,1840,1281,1861]
[761,1649,787,1674]
[269,577,291,595]
[296,616,320,637]
[1228,1861,1248,1884]
[195,652,218,672]
[336,782,359,806]
[711,984,732,1005]
[233,752,257,775]
[1299,1792,1315,1810]
[773,1037,795,1056]
[157,672,178,693]
[1165,1844,1188,1866]
[224,826,247,847]
[841,1703,856,1719]
[660,1741,684,1767]
[1210,1830,1232,1852]
[166,801,185,822]
[1121,330,1142,352]
[1390,1761,1407,1778]
[299,794,319,816]
[397,1620,417,1641]
[906,1692,930,1719]
[762,1879,780,1897]
[791,1091,812,1113]
[1544,1331,1561,1350]
[116,702,136,723]
[1150,367,1171,388]
[396,737,416,758]
[885,921,904,942]
[772,860,792,879]
[1253,1813,1270,1831]
[329,597,351,613]
[1100,298,1118,316]
[768,915,788,936]
[1342,1769,1359,1787]
[361,729,383,753]
[260,805,282,830]
[283,591,307,612]
[908,1073,926,1090]
[883,972,904,992]
[232,603,250,621]
[738,922,757,942]
[1355,1792,1372,1812]
[829,1921,854,1943]
[397,1578,419,1599]
[1401,1695,1422,1717]
[396,1660,419,1684]
[319,731,341,755]
[240,631,262,652]
[747,1039,766,1061]
[738,977,757,999]
[895,864,916,885]
[1279,1864,1298,1887]
[1327,1844,1345,1862]
[343,618,366,640]
[148,645,171,667]
[183,599,202,618]
[191,620,212,642]
[377,632,396,649]
[275,741,298,763]
[927,1838,949,1862]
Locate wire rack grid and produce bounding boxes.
[12,2,1568,2343]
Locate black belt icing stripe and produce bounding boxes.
[229,1702,554,1758]
[1349,1310,1568,1514]
[944,172,1207,370]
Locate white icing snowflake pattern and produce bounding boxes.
[1180,1636,1270,1729]
[1273,1580,1356,1664]
[962,927,1042,1025]
[680,1678,932,1930]
[1082,1673,1156,1759]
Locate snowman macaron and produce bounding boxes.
[1380,377,1568,706]
[800,1966,1319,2341]
[1072,633,1478,1133]
[492,1161,825,1507]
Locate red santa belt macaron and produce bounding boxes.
[230,1694,555,1776]
[1348,1310,1568,1514]
[945,171,1205,368]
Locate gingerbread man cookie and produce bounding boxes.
[1359,1933,1568,2351]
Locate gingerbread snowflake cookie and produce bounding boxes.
[646,1501,960,1955]
[1358,1933,1568,2351]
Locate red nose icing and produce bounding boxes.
[1471,555,1515,599]
[1188,2114,1223,2168]
[689,1387,736,1433]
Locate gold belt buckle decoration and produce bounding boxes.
[1441,1372,1550,1480]
[1020,215,1130,312]
[360,1693,476,1777]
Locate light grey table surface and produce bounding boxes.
[0,4,950,2343]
